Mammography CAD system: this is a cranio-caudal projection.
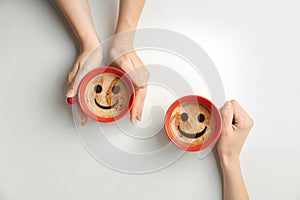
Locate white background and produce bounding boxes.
[1,0,300,199]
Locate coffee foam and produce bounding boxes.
[170,101,214,147]
[84,72,130,119]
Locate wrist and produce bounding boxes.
[112,30,135,47]
[109,31,136,61]
[115,19,137,34]
[219,154,240,170]
[79,36,100,52]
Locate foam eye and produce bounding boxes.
[198,114,205,123]
[94,85,102,93]
[181,113,188,121]
[112,85,120,94]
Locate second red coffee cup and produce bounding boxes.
[165,95,222,151]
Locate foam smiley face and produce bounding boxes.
[78,67,135,122]
[165,96,222,151]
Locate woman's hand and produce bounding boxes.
[217,100,254,162]
[217,100,254,200]
[66,45,103,125]
[110,50,149,123]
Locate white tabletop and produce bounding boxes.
[1,0,299,199]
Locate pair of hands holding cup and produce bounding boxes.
[66,44,149,125]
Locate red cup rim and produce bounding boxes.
[78,66,135,122]
[164,95,222,152]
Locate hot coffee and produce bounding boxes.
[169,101,214,147]
[83,72,131,119]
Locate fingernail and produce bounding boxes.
[81,118,87,125]
[137,114,142,121]
[131,118,136,124]
[66,88,75,97]
[67,97,77,104]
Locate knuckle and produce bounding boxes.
[221,126,232,134]
[240,119,254,130]
[66,75,69,83]
[145,67,150,77]
[239,123,248,130]
[248,117,254,128]
[230,99,238,105]
[66,74,72,84]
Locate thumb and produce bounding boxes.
[66,45,103,98]
[221,101,234,129]
[66,62,82,98]
[66,79,77,98]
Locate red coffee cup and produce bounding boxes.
[165,95,222,151]
[67,66,135,122]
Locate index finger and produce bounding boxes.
[230,100,254,129]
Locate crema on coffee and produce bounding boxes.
[169,101,214,147]
[84,72,131,119]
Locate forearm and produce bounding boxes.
[220,156,249,200]
[55,0,100,51]
[115,0,146,34]
[110,0,146,58]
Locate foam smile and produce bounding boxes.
[178,125,207,139]
[94,98,119,109]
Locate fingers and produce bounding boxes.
[110,51,149,123]
[66,59,80,85]
[75,103,88,125]
[66,45,103,98]
[66,46,103,125]
[130,108,137,124]
[130,86,147,123]
[67,62,91,98]
[230,100,254,130]
[66,62,81,97]
[66,58,81,97]
[221,101,234,130]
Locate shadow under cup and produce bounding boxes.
[78,66,135,122]
[164,95,222,152]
